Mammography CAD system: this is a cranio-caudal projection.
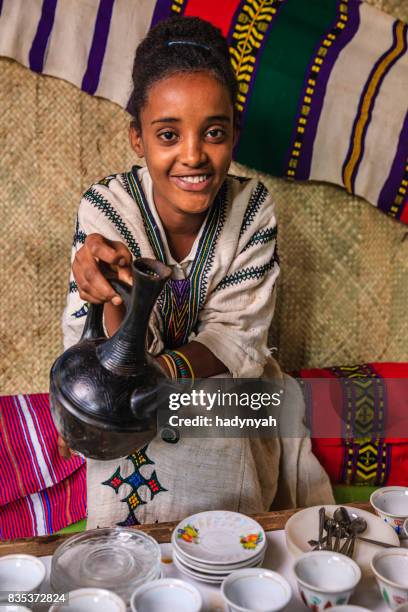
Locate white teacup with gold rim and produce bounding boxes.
[370,548,408,609]
[370,487,408,538]
[293,551,361,611]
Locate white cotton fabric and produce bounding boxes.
[61,166,334,527]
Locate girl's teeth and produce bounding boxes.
[180,175,208,184]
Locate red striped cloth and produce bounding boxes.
[0,393,86,539]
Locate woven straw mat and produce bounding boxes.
[0,0,407,394]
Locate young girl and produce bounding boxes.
[61,16,334,528]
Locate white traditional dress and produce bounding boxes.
[62,165,334,528]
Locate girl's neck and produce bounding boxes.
[153,188,207,237]
[153,188,207,262]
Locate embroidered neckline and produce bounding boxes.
[124,166,227,347]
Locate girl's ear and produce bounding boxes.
[129,123,145,158]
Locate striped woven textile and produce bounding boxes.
[0,393,86,539]
[0,0,406,224]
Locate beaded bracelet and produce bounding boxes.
[173,350,195,383]
[160,353,178,380]
[163,349,195,382]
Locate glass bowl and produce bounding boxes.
[50,528,161,603]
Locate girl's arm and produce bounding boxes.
[156,340,227,379]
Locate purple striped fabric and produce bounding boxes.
[28,0,58,73]
[290,0,361,180]
[342,19,408,193]
[0,393,86,538]
[81,0,115,95]
[0,393,84,506]
[378,110,408,217]
[0,467,86,540]
[150,0,176,28]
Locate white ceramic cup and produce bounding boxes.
[0,607,32,611]
[221,568,292,612]
[48,588,126,611]
[0,555,45,602]
[329,607,371,611]
[370,487,408,538]
[293,551,361,611]
[370,548,408,610]
[130,578,202,612]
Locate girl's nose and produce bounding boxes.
[180,136,207,166]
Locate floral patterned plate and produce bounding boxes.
[172,511,266,565]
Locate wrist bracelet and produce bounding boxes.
[173,350,195,383]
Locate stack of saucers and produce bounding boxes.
[172,510,267,584]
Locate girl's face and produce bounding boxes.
[130,71,236,220]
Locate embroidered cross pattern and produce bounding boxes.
[102,445,167,526]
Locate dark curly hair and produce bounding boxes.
[129,16,238,130]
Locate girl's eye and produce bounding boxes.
[159,131,177,142]
[206,128,225,140]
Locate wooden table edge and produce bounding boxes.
[0,503,373,558]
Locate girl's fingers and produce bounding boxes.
[87,234,132,267]
[73,257,117,303]
[73,245,123,304]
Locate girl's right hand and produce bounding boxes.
[72,234,133,305]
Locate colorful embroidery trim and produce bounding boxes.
[239,182,268,236]
[228,0,283,115]
[215,252,277,292]
[83,186,141,257]
[71,303,88,318]
[125,167,227,348]
[177,524,200,544]
[240,226,277,253]
[240,532,263,549]
[332,364,389,486]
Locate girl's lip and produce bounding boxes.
[170,174,213,192]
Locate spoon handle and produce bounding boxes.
[356,535,396,548]
[318,507,326,550]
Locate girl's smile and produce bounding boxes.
[129,71,236,227]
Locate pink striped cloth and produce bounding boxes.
[0,393,86,539]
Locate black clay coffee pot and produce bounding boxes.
[50,258,171,460]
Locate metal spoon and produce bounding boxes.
[324,518,336,551]
[333,507,352,552]
[317,507,326,550]
[339,517,366,557]
[309,534,395,549]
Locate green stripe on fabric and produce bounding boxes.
[236,0,338,175]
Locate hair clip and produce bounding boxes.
[167,40,210,51]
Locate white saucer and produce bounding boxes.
[172,511,266,565]
[174,545,266,572]
[285,504,400,575]
[173,553,265,584]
